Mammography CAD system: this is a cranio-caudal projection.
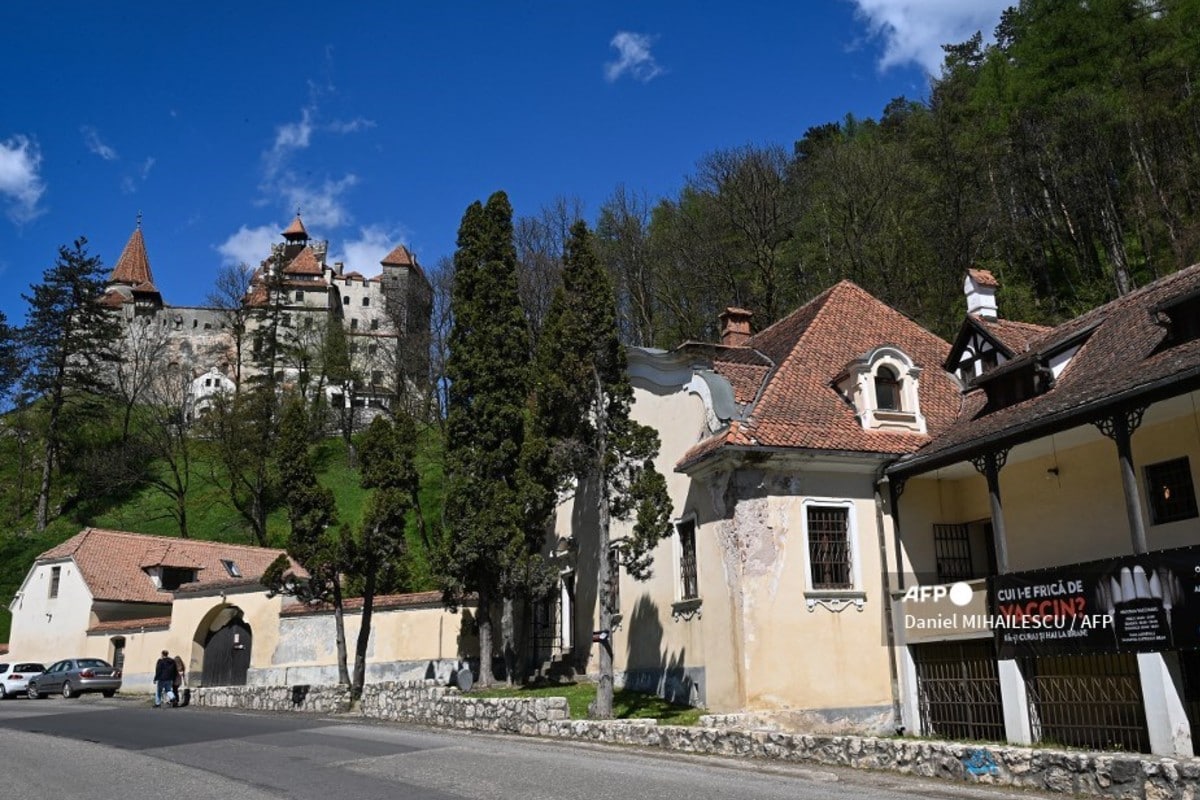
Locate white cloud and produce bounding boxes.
[280,174,358,228]
[850,0,1010,74]
[327,117,376,134]
[140,156,156,178]
[605,31,664,83]
[332,224,412,273]
[265,105,315,180]
[216,224,278,267]
[81,125,118,160]
[0,135,46,224]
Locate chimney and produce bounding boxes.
[964,269,999,319]
[719,307,753,347]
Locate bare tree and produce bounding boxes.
[206,262,255,392]
[140,360,199,538]
[515,196,584,349]
[112,317,170,443]
[596,186,657,346]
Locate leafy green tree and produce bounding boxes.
[441,191,534,688]
[21,238,121,531]
[263,397,351,685]
[534,221,672,718]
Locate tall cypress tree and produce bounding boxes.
[535,221,672,717]
[22,238,122,531]
[442,192,532,687]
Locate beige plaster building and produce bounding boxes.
[7,529,476,693]
[548,283,963,731]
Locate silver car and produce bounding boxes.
[0,662,46,699]
[27,658,122,699]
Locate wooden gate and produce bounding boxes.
[202,618,252,686]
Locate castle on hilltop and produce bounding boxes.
[99,215,432,418]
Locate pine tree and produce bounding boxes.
[441,192,533,687]
[0,310,19,401]
[22,238,122,531]
[535,221,673,718]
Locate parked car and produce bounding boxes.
[27,658,121,699]
[0,662,46,699]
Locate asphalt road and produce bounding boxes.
[0,695,1060,800]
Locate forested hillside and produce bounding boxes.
[555,0,1200,346]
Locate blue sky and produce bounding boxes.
[0,1,1010,325]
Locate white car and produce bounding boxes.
[0,661,47,699]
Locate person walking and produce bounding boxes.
[171,653,186,707]
[153,650,178,708]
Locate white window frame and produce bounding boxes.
[800,497,865,612]
[671,513,700,602]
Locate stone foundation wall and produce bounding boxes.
[192,684,350,714]
[359,681,569,735]
[193,681,1200,798]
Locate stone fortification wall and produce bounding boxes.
[192,681,1200,798]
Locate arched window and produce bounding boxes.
[875,365,901,411]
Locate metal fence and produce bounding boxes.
[1023,653,1150,753]
[911,640,1006,742]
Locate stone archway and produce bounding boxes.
[193,604,253,687]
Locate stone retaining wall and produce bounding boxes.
[360,681,569,735]
[194,681,1200,798]
[193,684,350,714]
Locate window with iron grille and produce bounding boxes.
[807,506,852,589]
[606,546,621,614]
[933,524,973,581]
[1145,457,1198,525]
[49,565,61,599]
[677,520,698,600]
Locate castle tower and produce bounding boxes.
[104,215,163,315]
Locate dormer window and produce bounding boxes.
[835,346,927,434]
[874,366,901,411]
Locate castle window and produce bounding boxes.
[362,297,370,307]
[371,319,380,331]
[368,344,377,356]
[1145,457,1198,525]
[295,291,304,301]
[343,296,350,305]
[351,318,359,330]
[875,366,901,411]
[49,565,61,599]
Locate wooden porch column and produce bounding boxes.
[1094,406,1149,555]
[971,449,1011,574]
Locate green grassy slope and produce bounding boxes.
[0,424,445,644]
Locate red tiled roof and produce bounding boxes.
[87,616,172,635]
[131,280,160,295]
[281,590,463,616]
[99,289,129,308]
[899,263,1200,473]
[283,246,323,276]
[109,227,155,287]
[968,268,999,288]
[677,282,959,470]
[380,244,415,266]
[282,215,309,239]
[37,529,293,604]
[974,315,1052,355]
